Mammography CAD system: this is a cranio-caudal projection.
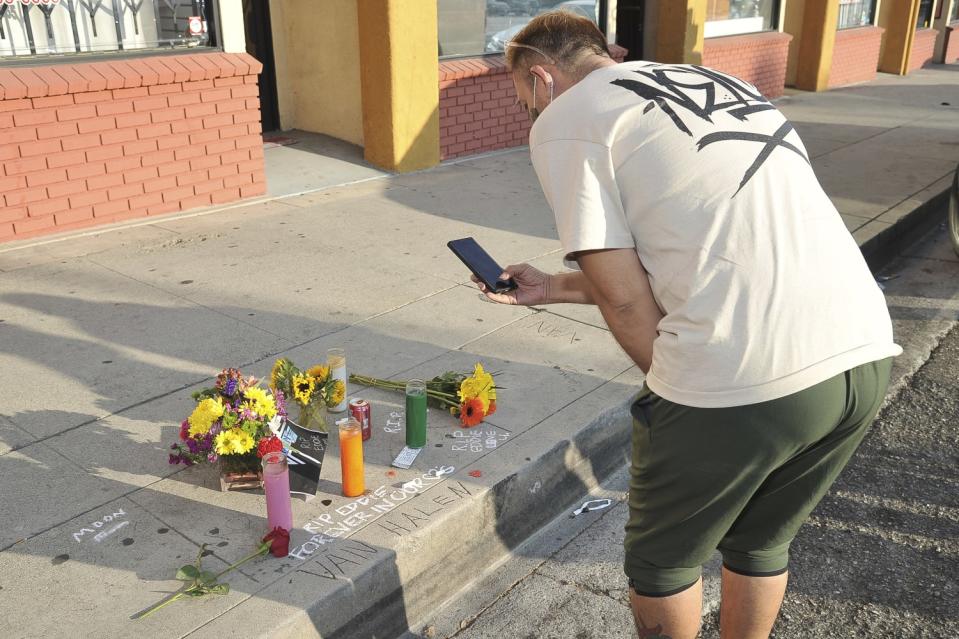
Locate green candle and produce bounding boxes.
[405,379,427,448]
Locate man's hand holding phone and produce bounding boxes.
[472,263,550,306]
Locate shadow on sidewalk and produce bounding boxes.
[0,285,625,637]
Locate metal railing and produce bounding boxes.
[0,0,213,59]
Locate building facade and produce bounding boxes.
[1,0,957,243]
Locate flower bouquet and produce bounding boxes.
[168,368,286,491]
[269,357,345,433]
[350,363,499,427]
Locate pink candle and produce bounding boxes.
[262,451,293,532]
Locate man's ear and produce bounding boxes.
[529,64,553,87]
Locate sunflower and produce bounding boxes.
[459,397,486,428]
[307,364,330,381]
[292,373,315,405]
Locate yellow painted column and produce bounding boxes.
[877,0,921,74]
[795,0,840,91]
[357,0,440,172]
[655,0,706,64]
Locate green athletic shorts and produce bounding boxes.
[624,358,892,596]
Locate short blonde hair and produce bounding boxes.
[505,10,610,73]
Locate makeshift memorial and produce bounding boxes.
[167,368,284,491]
[350,363,500,428]
[136,528,290,620]
[270,357,346,432]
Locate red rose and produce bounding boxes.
[262,527,290,557]
[257,435,284,458]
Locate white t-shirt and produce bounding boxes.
[530,61,901,408]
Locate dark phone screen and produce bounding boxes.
[447,237,513,291]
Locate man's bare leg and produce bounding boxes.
[719,566,788,639]
[629,578,703,639]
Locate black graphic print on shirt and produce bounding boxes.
[611,65,810,197]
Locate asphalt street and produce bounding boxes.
[403,226,959,639]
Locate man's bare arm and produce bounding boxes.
[575,249,663,373]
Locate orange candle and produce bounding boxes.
[338,417,365,497]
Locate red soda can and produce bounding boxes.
[349,399,372,441]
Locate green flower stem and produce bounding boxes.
[138,541,271,620]
[349,375,461,405]
[136,592,184,619]
[214,540,271,579]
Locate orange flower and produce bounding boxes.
[486,400,497,416]
[459,397,485,428]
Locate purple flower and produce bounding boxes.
[224,378,238,397]
[274,389,287,417]
[207,452,218,463]
[186,438,199,454]
[169,453,179,465]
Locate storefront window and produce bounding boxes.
[952,0,959,23]
[438,0,599,58]
[916,0,934,28]
[704,0,779,38]
[836,0,876,29]
[0,0,216,60]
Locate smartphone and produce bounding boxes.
[447,237,517,293]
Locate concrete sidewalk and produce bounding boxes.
[0,65,956,639]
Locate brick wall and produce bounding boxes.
[438,57,528,161]
[908,28,938,72]
[947,24,959,64]
[829,26,884,88]
[0,52,265,243]
[702,32,793,99]
[438,45,628,161]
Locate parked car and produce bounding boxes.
[555,0,597,20]
[486,22,527,52]
[487,1,510,16]
[507,0,539,15]
[485,0,596,53]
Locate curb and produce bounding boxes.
[861,186,952,271]
[250,398,634,638]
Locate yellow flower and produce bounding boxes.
[458,364,495,413]
[307,365,329,381]
[187,397,225,438]
[329,380,345,407]
[243,386,277,420]
[214,427,255,455]
[292,373,315,405]
[473,363,496,401]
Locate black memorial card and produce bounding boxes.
[276,417,328,497]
